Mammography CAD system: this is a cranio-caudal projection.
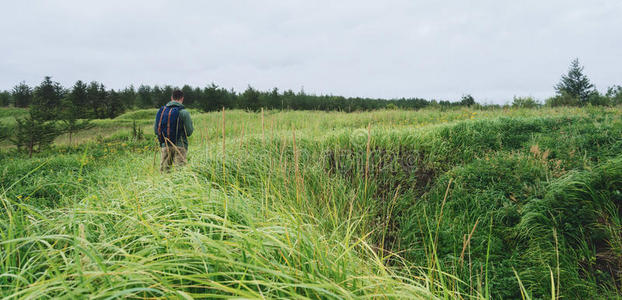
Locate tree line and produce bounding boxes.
[1,59,620,115]
[0,59,620,156]
[1,80,451,116]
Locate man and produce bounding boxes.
[154,90,194,171]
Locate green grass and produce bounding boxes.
[1,106,621,298]
[0,108,29,136]
[0,107,28,119]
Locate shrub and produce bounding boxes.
[512,96,540,108]
[546,91,580,107]
[460,94,476,107]
[587,92,611,106]
[606,85,622,106]
[11,113,61,157]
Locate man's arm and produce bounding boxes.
[180,110,194,137]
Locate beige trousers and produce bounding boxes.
[160,146,187,172]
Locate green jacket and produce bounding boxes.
[154,101,194,149]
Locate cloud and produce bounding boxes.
[0,0,620,103]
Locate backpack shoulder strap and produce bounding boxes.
[157,106,168,137]
[166,107,174,138]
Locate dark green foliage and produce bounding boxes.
[241,85,261,112]
[8,79,126,120]
[105,89,125,118]
[199,83,230,111]
[5,77,486,113]
[181,85,195,107]
[261,87,281,109]
[512,96,540,108]
[120,85,136,109]
[4,70,618,117]
[606,85,622,106]
[555,58,596,105]
[12,81,32,108]
[152,85,173,107]
[137,84,153,108]
[0,91,10,107]
[87,81,108,118]
[11,113,61,157]
[546,91,580,107]
[68,80,89,118]
[460,94,476,107]
[586,92,611,106]
[31,76,65,121]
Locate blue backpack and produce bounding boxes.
[156,106,184,145]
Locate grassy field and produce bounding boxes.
[1,106,621,298]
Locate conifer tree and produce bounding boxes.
[12,113,60,157]
[59,96,93,145]
[137,85,153,108]
[555,58,595,105]
[68,80,89,118]
[105,89,124,118]
[120,85,136,109]
[31,76,64,120]
[12,81,33,108]
[242,85,260,112]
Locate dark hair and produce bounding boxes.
[172,90,184,100]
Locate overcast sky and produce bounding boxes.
[1,0,621,103]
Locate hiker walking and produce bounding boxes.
[154,90,194,172]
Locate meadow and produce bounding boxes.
[1,106,621,299]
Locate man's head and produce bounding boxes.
[172,90,184,103]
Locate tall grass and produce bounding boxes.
[1,106,620,298]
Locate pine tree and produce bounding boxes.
[12,113,60,157]
[242,85,260,111]
[31,76,64,120]
[87,82,107,118]
[69,80,89,118]
[152,85,167,107]
[460,94,476,107]
[555,58,595,105]
[105,89,124,118]
[120,85,136,109]
[201,83,228,112]
[181,85,195,107]
[163,85,174,106]
[137,85,153,108]
[268,87,280,109]
[59,96,93,145]
[12,82,33,108]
